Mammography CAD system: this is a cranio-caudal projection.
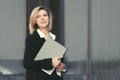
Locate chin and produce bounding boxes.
[40,26,48,29]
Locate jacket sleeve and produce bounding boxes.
[23,35,53,70]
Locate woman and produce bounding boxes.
[23,6,66,80]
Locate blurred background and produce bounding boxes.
[0,0,120,80]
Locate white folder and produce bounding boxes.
[34,37,67,60]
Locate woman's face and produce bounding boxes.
[36,9,49,29]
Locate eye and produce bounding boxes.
[36,15,40,18]
[43,14,48,17]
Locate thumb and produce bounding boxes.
[58,56,63,61]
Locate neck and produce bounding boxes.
[39,28,49,36]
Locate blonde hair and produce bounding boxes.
[29,6,53,34]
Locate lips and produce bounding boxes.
[40,21,46,24]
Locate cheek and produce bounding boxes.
[47,18,50,24]
[36,20,40,24]
[35,21,40,27]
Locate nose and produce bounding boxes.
[41,16,45,20]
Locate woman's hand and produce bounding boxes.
[56,63,66,72]
[52,56,63,68]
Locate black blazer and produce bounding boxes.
[23,30,63,80]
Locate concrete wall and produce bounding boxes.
[0,0,26,59]
[91,0,120,61]
[64,0,120,62]
[64,0,88,61]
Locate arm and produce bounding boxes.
[23,35,53,70]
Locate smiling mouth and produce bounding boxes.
[40,21,46,24]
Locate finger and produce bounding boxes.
[58,56,63,61]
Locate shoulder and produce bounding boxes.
[25,30,45,45]
[26,30,38,41]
